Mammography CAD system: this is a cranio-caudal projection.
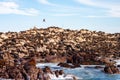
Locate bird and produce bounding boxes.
[43,19,46,22]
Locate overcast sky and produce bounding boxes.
[0,0,120,33]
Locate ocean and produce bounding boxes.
[36,63,120,80]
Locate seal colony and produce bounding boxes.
[0,26,120,79]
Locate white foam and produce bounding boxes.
[36,63,83,79]
[48,73,57,79]
[49,74,82,80]
[64,74,80,79]
[36,63,58,68]
[114,60,120,65]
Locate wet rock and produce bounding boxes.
[104,64,120,74]
[117,65,120,67]
[57,62,80,68]
[94,66,104,69]
[57,63,72,68]
[37,68,44,80]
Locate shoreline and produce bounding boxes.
[1,62,120,80]
[0,27,120,79]
[0,61,120,80]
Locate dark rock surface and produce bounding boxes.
[104,64,120,74]
[57,62,80,68]
[94,66,104,69]
[117,65,120,67]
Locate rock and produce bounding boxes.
[94,66,104,69]
[1,34,8,39]
[27,66,39,80]
[0,26,120,79]
[57,63,72,68]
[0,59,6,68]
[0,26,120,65]
[6,66,24,79]
[57,62,80,68]
[117,65,120,67]
[104,64,120,74]
[0,67,9,79]
[23,58,36,73]
[45,55,66,63]
[72,64,81,68]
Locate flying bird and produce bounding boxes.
[43,19,46,22]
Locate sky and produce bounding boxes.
[0,0,120,33]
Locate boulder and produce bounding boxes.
[94,66,104,69]
[57,63,72,68]
[117,65,120,67]
[6,66,24,79]
[104,64,120,74]
[57,62,80,68]
[45,55,66,63]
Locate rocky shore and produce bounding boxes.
[0,58,80,80]
[0,26,120,79]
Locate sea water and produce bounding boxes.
[36,63,120,80]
